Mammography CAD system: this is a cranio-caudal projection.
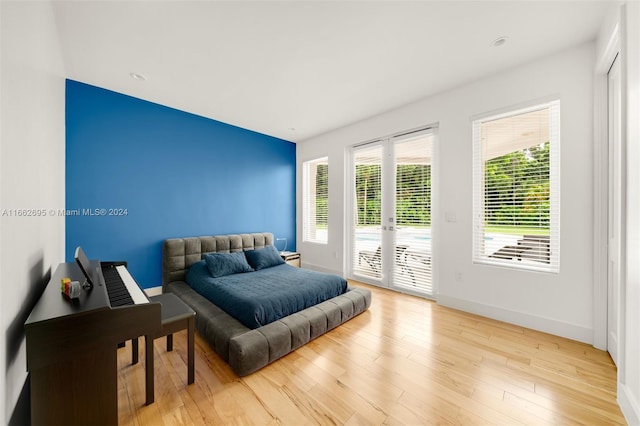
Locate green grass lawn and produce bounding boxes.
[484,226,549,236]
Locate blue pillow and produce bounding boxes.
[204,251,253,278]
[244,245,285,270]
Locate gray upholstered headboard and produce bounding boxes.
[162,232,274,291]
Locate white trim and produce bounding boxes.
[469,94,562,123]
[352,123,439,148]
[596,22,620,74]
[437,294,593,344]
[472,258,560,274]
[593,13,620,353]
[617,0,629,388]
[619,382,640,426]
[592,72,609,351]
[430,125,440,299]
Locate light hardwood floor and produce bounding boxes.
[117,282,626,425]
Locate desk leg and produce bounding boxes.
[132,338,139,365]
[167,334,173,352]
[145,335,154,405]
[188,316,195,384]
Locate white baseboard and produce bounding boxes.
[437,294,593,344]
[300,261,341,275]
[619,382,640,425]
[144,286,162,297]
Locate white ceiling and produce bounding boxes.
[52,0,612,143]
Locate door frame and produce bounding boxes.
[607,52,622,365]
[346,125,436,297]
[593,22,623,363]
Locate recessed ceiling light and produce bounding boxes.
[492,36,508,47]
[129,72,147,81]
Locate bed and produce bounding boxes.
[162,232,372,376]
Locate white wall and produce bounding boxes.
[0,1,65,423]
[620,2,640,423]
[298,42,596,344]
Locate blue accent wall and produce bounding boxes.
[65,80,296,288]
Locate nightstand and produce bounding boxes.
[280,251,301,267]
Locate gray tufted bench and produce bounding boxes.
[162,232,372,376]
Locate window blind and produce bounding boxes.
[351,144,383,278]
[472,101,560,273]
[303,157,328,243]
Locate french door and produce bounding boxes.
[349,128,434,297]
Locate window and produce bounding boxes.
[303,157,328,243]
[472,100,560,272]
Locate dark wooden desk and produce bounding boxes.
[25,261,160,425]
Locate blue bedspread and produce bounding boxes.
[185,261,348,329]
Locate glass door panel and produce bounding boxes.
[392,133,433,295]
[351,143,385,284]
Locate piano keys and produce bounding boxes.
[25,259,160,426]
[101,263,150,306]
[75,246,150,306]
